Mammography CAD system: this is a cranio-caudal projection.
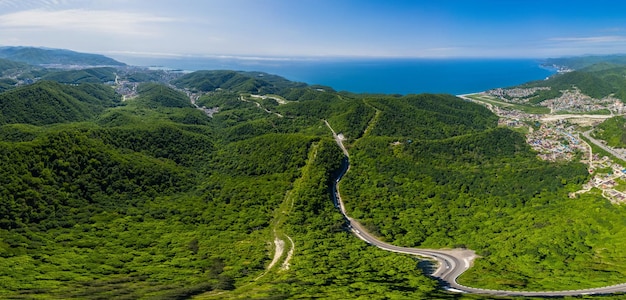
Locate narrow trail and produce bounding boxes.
[252,143,322,283]
[281,235,295,270]
[266,236,285,271]
[362,109,380,138]
[250,231,294,284]
[360,98,383,136]
[324,119,626,297]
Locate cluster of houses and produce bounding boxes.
[486,87,550,103]
[114,80,139,100]
[526,123,587,162]
[577,155,626,204]
[494,107,538,127]
[539,88,622,114]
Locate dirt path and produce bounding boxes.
[362,109,380,137]
[541,114,612,125]
[240,95,283,117]
[281,235,295,270]
[267,237,285,270]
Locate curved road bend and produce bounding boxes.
[324,120,626,297]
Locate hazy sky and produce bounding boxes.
[2,0,626,59]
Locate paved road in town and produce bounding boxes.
[583,130,626,162]
[325,120,626,297]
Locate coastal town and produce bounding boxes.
[486,87,625,114]
[463,88,626,204]
[539,88,623,114]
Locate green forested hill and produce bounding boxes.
[593,116,626,147]
[0,81,120,125]
[0,58,39,91]
[172,70,338,101]
[136,82,194,108]
[41,67,117,84]
[173,70,306,94]
[0,58,31,75]
[1,72,625,299]
[0,46,125,66]
[0,78,18,92]
[0,130,192,230]
[365,94,497,139]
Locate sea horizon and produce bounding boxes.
[113,55,556,95]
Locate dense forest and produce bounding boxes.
[0,71,451,299]
[0,81,121,125]
[1,62,626,299]
[593,115,626,147]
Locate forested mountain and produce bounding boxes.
[0,81,120,125]
[0,58,41,91]
[172,70,337,100]
[40,67,117,84]
[365,94,497,139]
[0,58,31,75]
[544,55,626,70]
[1,67,625,299]
[0,46,125,66]
[0,78,18,93]
[135,83,194,108]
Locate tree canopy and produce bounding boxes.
[1,68,625,299]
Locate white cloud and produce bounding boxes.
[104,50,188,58]
[0,8,174,36]
[0,0,74,11]
[549,36,626,43]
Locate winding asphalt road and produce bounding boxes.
[324,120,626,297]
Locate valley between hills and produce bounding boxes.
[3,48,626,299]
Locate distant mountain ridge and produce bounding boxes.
[544,55,626,70]
[172,70,339,101]
[518,65,626,102]
[0,46,125,66]
[172,70,308,94]
[41,67,117,84]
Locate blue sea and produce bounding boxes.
[115,56,556,95]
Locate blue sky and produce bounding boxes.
[1,0,626,58]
